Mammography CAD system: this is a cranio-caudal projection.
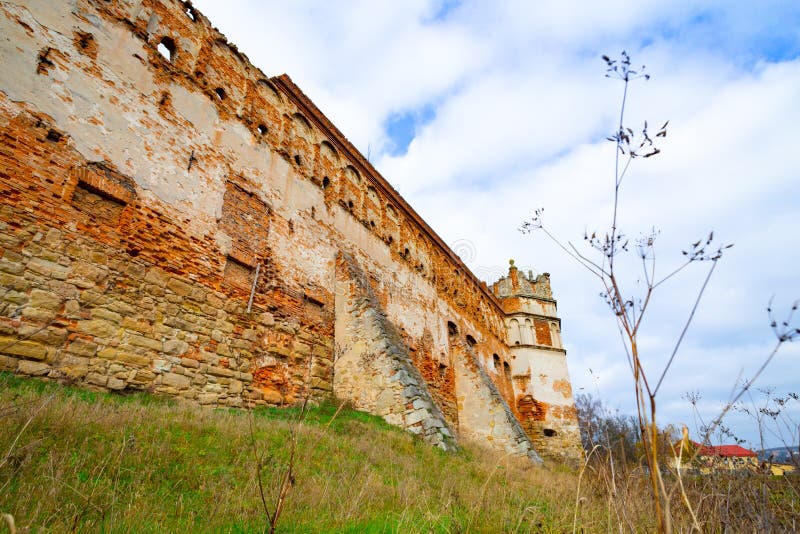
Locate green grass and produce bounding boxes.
[0,373,589,533]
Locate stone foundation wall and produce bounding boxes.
[334,253,454,450]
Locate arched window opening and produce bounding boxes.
[524,318,534,345]
[508,319,520,346]
[492,354,500,371]
[214,87,226,100]
[257,124,267,136]
[322,176,330,189]
[157,36,175,62]
[503,361,511,381]
[447,321,458,338]
[465,335,476,347]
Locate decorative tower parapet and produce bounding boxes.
[490,260,582,461]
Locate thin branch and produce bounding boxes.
[654,260,718,396]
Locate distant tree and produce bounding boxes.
[575,393,639,464]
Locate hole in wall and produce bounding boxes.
[543,428,557,437]
[503,361,511,381]
[184,4,197,21]
[257,124,267,135]
[46,129,62,143]
[322,176,330,189]
[214,87,226,100]
[493,354,500,370]
[465,335,476,347]
[36,47,54,75]
[347,200,354,210]
[157,36,175,62]
[294,154,302,166]
[447,321,458,337]
[74,31,97,59]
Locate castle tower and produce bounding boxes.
[491,260,583,460]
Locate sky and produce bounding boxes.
[193,0,800,449]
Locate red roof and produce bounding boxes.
[691,441,756,457]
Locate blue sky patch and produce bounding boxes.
[384,104,437,156]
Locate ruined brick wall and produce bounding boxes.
[0,0,580,461]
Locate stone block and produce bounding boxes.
[86,372,108,386]
[229,379,243,394]
[17,360,50,376]
[92,308,123,324]
[107,377,126,390]
[28,289,62,310]
[0,355,17,371]
[164,339,189,355]
[21,307,57,322]
[167,277,193,296]
[0,337,47,360]
[130,369,156,383]
[127,334,162,351]
[207,365,234,378]
[262,388,283,405]
[198,392,219,404]
[161,372,190,389]
[77,319,118,339]
[405,409,426,426]
[28,258,69,280]
[0,257,25,275]
[121,317,152,334]
[144,268,169,287]
[180,357,199,368]
[0,273,30,292]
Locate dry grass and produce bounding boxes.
[0,373,598,533]
[577,451,800,533]
[5,373,793,532]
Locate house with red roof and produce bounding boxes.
[672,440,759,473]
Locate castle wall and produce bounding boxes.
[0,0,579,460]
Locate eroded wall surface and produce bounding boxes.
[0,0,580,461]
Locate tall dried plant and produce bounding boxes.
[522,51,798,532]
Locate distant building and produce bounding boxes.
[673,441,759,473]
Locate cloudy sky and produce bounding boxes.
[193,0,800,448]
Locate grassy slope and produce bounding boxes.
[0,373,602,533]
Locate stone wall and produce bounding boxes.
[0,0,581,461]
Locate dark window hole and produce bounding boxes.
[46,129,62,143]
[157,36,175,62]
[347,200,354,210]
[543,429,557,437]
[257,124,267,135]
[294,154,302,166]
[322,176,330,189]
[447,321,458,337]
[185,5,197,21]
[214,87,226,100]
